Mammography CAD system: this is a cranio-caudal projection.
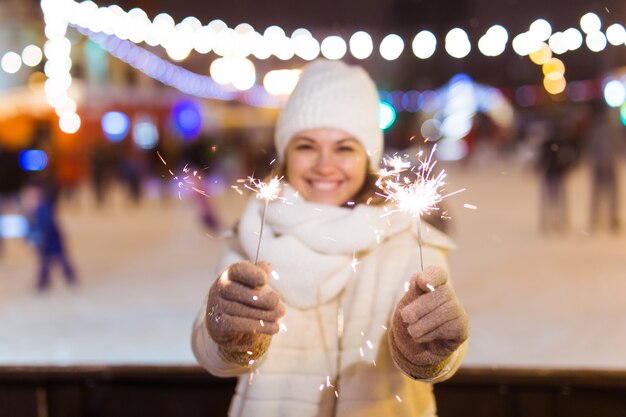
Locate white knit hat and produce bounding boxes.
[275,60,383,170]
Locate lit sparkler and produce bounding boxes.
[384,154,412,173]
[245,176,283,263]
[156,151,210,200]
[376,154,412,187]
[378,146,464,272]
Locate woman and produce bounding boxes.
[192,60,469,417]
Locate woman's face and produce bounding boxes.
[285,128,368,206]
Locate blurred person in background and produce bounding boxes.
[22,176,77,292]
[536,116,581,233]
[90,140,115,208]
[584,103,624,233]
[116,146,146,205]
[192,60,469,417]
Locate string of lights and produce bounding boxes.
[31,0,626,133]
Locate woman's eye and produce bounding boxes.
[337,146,355,152]
[295,144,314,151]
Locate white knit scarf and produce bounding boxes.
[237,185,414,309]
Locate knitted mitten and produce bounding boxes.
[206,261,285,366]
[389,266,469,379]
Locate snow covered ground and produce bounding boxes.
[1,158,625,370]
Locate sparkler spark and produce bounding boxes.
[384,154,412,174]
[377,154,412,187]
[245,176,283,202]
[377,146,464,271]
[156,151,210,199]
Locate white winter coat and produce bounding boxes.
[192,189,466,417]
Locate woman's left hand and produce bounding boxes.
[391,266,469,367]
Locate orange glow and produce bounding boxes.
[543,75,566,95]
[542,58,565,76]
[529,43,552,65]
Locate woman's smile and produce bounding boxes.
[285,128,368,206]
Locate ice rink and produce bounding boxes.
[1,158,625,370]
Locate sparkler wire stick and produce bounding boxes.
[416,214,424,272]
[245,176,282,264]
[254,200,269,263]
[236,177,281,417]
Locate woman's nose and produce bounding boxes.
[313,150,335,174]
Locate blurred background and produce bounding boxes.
[0,0,625,415]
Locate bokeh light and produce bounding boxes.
[54,97,77,117]
[102,111,130,142]
[421,119,443,142]
[263,69,301,95]
[529,43,552,65]
[603,80,626,107]
[563,28,583,51]
[272,36,295,60]
[435,139,468,161]
[210,57,232,85]
[21,45,43,67]
[529,19,552,41]
[193,26,216,54]
[19,150,49,171]
[230,58,256,91]
[548,32,568,54]
[445,28,471,58]
[379,101,396,130]
[379,34,404,60]
[0,214,29,239]
[320,35,347,60]
[171,99,202,140]
[606,23,626,46]
[133,115,159,149]
[412,30,437,59]
[59,112,81,134]
[1,52,22,74]
[402,90,422,112]
[293,31,320,60]
[543,74,567,95]
[542,58,565,77]
[148,13,176,47]
[513,32,542,56]
[349,31,374,59]
[580,12,601,34]
[478,25,508,57]
[586,31,607,52]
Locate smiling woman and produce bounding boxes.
[191,60,469,417]
[285,129,368,206]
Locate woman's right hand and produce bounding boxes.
[206,261,285,363]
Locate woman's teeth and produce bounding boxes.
[311,181,339,191]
